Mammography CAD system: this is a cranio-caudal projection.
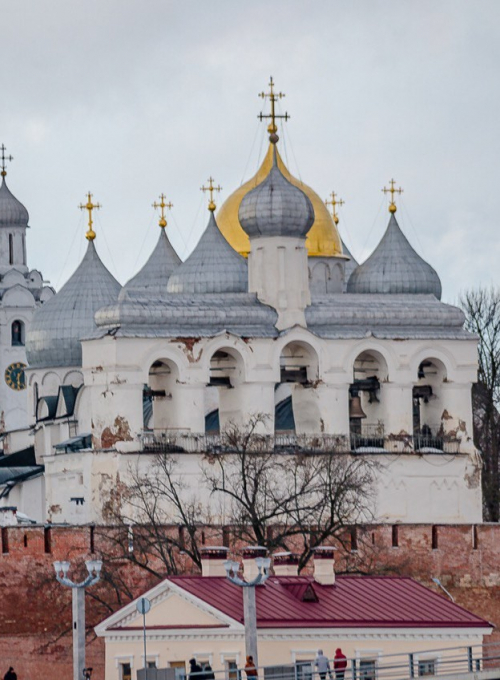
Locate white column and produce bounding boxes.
[291,383,350,436]
[382,383,413,452]
[169,383,206,432]
[218,382,275,434]
[440,382,475,453]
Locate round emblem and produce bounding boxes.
[5,362,27,391]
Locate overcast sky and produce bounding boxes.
[0,0,499,301]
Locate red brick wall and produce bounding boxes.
[1,523,499,680]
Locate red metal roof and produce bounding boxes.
[168,575,492,629]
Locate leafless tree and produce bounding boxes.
[460,287,500,521]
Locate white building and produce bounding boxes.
[0,86,482,526]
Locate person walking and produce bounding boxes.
[189,658,203,680]
[245,655,258,679]
[333,649,347,680]
[4,669,17,680]
[315,650,332,680]
[204,663,215,680]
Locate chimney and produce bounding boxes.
[201,546,230,577]
[313,546,336,585]
[242,545,268,581]
[273,552,299,576]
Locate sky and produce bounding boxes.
[0,0,499,302]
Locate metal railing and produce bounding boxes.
[413,425,461,454]
[137,641,500,680]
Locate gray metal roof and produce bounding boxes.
[341,239,358,289]
[167,212,247,294]
[239,149,314,239]
[347,214,442,298]
[120,228,181,300]
[93,292,278,338]
[26,241,121,368]
[0,177,29,227]
[306,293,470,339]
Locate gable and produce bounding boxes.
[121,591,223,628]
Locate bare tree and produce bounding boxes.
[460,287,500,521]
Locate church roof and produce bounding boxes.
[121,228,181,300]
[0,177,29,227]
[26,241,121,368]
[239,148,314,239]
[347,214,442,298]
[167,212,247,294]
[341,239,358,290]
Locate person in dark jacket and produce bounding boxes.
[245,656,258,679]
[4,669,17,680]
[189,658,203,680]
[333,649,347,680]
[203,663,215,680]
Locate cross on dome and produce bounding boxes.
[382,179,403,213]
[153,193,173,228]
[258,76,289,143]
[79,192,101,241]
[201,177,222,212]
[0,144,13,178]
[325,191,345,225]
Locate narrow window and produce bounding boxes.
[222,526,231,548]
[392,525,399,548]
[9,234,13,265]
[371,531,376,545]
[90,525,95,554]
[22,235,26,265]
[432,525,438,550]
[473,525,479,550]
[350,525,358,552]
[11,320,24,346]
[23,534,28,548]
[200,529,206,545]
[178,525,185,550]
[44,527,51,554]
[1,527,9,553]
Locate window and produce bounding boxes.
[147,661,157,668]
[418,659,436,676]
[226,660,240,680]
[120,663,132,680]
[11,320,24,346]
[170,661,186,680]
[295,661,313,680]
[359,659,376,680]
[9,234,13,265]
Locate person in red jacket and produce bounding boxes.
[333,649,347,680]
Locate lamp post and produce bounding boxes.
[53,559,102,680]
[224,553,271,666]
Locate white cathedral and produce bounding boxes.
[0,83,482,526]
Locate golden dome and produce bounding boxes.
[216,143,343,257]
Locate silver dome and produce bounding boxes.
[238,149,314,239]
[347,214,442,299]
[342,239,358,288]
[26,241,121,368]
[167,211,247,294]
[0,178,29,227]
[120,229,181,300]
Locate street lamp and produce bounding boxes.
[224,551,271,666]
[54,559,102,680]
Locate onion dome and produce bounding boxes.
[120,223,181,300]
[26,241,121,369]
[167,211,247,294]
[347,213,442,299]
[238,149,314,239]
[0,177,29,227]
[217,143,342,256]
[342,239,359,283]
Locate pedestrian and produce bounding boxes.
[315,650,332,680]
[245,655,258,679]
[333,649,347,680]
[4,669,17,680]
[204,663,215,680]
[189,658,203,680]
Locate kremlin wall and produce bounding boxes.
[0,522,500,680]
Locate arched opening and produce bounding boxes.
[350,350,388,449]
[205,348,245,434]
[145,359,179,432]
[11,320,24,346]
[276,342,320,434]
[413,358,448,451]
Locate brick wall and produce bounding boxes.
[1,523,499,680]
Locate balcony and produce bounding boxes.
[413,424,461,454]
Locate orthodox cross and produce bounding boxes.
[201,177,222,212]
[325,191,345,225]
[153,194,173,228]
[258,76,289,140]
[382,179,403,214]
[79,192,101,241]
[0,144,13,177]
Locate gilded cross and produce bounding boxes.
[382,179,403,214]
[258,76,289,140]
[325,191,345,225]
[153,193,173,228]
[78,192,101,241]
[0,144,13,177]
[201,177,222,212]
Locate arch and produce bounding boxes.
[201,334,253,381]
[279,339,320,384]
[146,357,181,432]
[410,347,455,380]
[309,261,331,295]
[40,371,61,397]
[413,356,449,447]
[207,346,246,387]
[62,370,84,387]
[140,343,191,384]
[346,341,395,380]
[11,319,25,346]
[350,349,389,444]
